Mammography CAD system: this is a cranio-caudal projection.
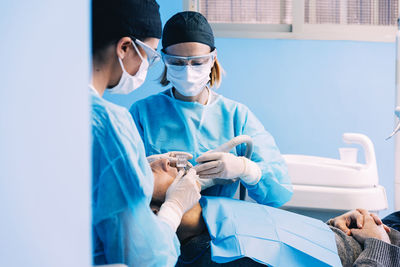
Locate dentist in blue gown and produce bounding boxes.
[90,1,200,266]
[130,11,292,207]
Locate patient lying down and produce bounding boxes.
[150,158,400,267]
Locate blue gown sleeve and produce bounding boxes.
[238,107,293,207]
[92,101,180,266]
[129,103,145,142]
[93,154,180,267]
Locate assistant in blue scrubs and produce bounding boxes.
[90,1,201,266]
[130,11,292,207]
[91,88,180,266]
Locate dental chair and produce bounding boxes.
[280,133,388,221]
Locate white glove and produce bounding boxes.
[195,152,261,185]
[197,178,217,191]
[147,151,193,163]
[198,177,240,191]
[157,168,201,231]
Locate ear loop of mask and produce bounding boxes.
[117,41,145,73]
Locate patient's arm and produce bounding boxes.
[177,203,207,242]
[353,228,400,267]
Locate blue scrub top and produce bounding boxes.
[130,89,292,207]
[91,89,180,266]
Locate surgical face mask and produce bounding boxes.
[166,63,212,97]
[108,41,149,94]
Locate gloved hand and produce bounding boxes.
[195,152,261,185]
[198,177,239,191]
[197,178,217,191]
[157,168,201,231]
[147,151,193,165]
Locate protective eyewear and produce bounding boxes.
[134,39,161,67]
[161,50,217,66]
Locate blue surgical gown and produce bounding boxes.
[91,89,180,266]
[130,89,292,207]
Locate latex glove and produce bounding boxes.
[197,177,239,191]
[195,152,261,185]
[327,209,390,236]
[350,210,391,245]
[147,151,193,166]
[157,168,201,231]
[197,178,217,191]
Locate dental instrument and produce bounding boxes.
[212,134,253,158]
[176,154,189,168]
[147,151,193,165]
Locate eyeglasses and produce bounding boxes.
[133,39,161,67]
[161,50,217,66]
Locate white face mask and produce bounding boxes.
[108,41,149,95]
[166,63,212,97]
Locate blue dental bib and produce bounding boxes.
[200,197,342,267]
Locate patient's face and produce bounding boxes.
[150,158,178,203]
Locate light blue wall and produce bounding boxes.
[0,1,91,267]
[105,0,396,217]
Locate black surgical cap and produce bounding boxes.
[162,11,215,50]
[92,0,162,54]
